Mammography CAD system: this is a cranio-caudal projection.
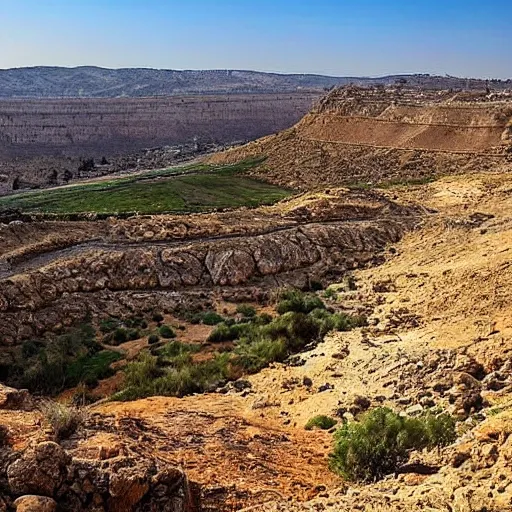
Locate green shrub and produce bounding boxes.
[113,328,128,344]
[207,323,243,343]
[201,312,225,325]
[254,313,273,325]
[40,400,86,441]
[329,408,456,482]
[128,329,140,341]
[235,337,287,373]
[305,415,337,431]
[116,352,231,400]
[100,318,120,333]
[236,304,257,318]
[159,325,176,339]
[276,289,325,315]
[148,334,160,345]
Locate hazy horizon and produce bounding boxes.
[1,0,510,79]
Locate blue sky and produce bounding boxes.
[0,0,510,78]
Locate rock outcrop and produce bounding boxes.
[1,441,194,512]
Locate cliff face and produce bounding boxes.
[0,93,320,156]
[208,87,512,189]
[0,92,320,194]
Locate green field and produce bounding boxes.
[0,160,292,215]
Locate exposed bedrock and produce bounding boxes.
[0,218,412,345]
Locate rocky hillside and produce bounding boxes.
[209,86,512,188]
[1,67,510,98]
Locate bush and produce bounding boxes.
[276,289,325,315]
[113,328,128,345]
[305,415,337,431]
[159,325,176,339]
[116,352,231,400]
[100,318,120,333]
[40,400,86,441]
[128,329,140,341]
[148,334,160,345]
[235,337,287,373]
[152,312,164,323]
[329,408,456,482]
[236,304,257,318]
[201,312,225,325]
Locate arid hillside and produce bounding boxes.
[209,86,512,188]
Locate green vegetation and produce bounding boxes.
[236,304,257,318]
[6,324,121,395]
[148,334,160,345]
[329,408,456,482]
[200,312,225,326]
[305,415,338,431]
[159,325,177,339]
[114,343,229,401]
[40,400,86,441]
[0,159,291,215]
[114,289,368,401]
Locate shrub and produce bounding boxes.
[159,325,176,339]
[329,408,456,482]
[40,400,86,441]
[235,337,287,373]
[276,289,325,315]
[152,312,164,323]
[113,328,128,344]
[116,352,231,400]
[254,313,273,325]
[148,334,160,345]
[236,304,257,318]
[100,318,119,333]
[305,415,337,431]
[201,312,225,325]
[128,329,140,341]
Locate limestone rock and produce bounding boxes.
[7,442,71,496]
[13,496,57,512]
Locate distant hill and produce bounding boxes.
[0,67,510,98]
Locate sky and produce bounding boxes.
[0,0,510,79]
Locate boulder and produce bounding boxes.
[0,385,31,410]
[7,442,71,496]
[13,496,57,512]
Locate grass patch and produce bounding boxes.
[6,323,122,395]
[0,160,290,215]
[305,415,337,431]
[40,400,86,441]
[329,407,456,482]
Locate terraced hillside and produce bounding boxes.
[209,86,512,188]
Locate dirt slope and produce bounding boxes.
[208,87,512,189]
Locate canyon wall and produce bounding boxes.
[0,92,320,193]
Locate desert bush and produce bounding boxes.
[329,408,456,482]
[236,304,257,318]
[235,337,287,373]
[127,329,140,341]
[40,400,86,441]
[148,334,160,345]
[305,415,337,431]
[113,327,128,344]
[201,311,225,325]
[159,325,176,339]
[117,351,231,400]
[276,289,325,315]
